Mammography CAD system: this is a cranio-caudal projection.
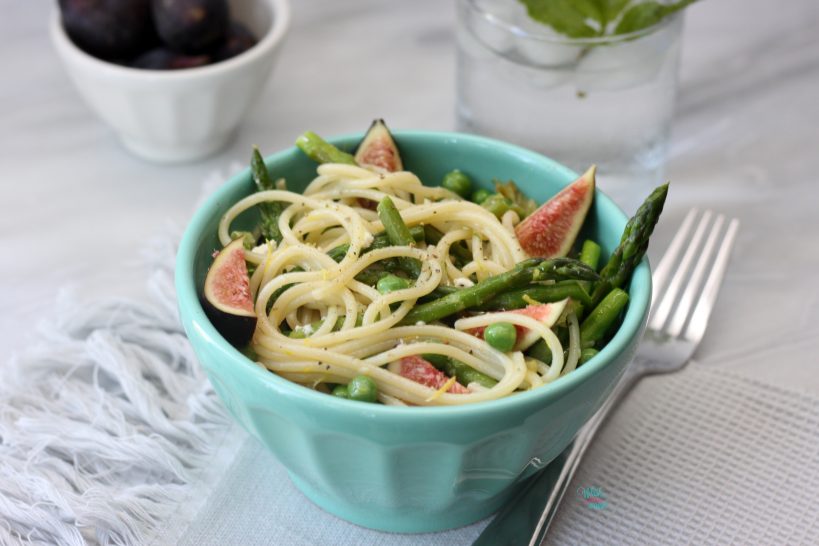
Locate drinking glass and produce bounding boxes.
[456,0,684,213]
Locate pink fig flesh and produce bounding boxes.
[354,119,403,172]
[515,165,596,258]
[203,238,257,345]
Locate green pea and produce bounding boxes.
[348,375,378,402]
[377,274,410,294]
[332,384,349,398]
[484,322,517,352]
[441,169,473,198]
[471,188,491,204]
[481,194,512,218]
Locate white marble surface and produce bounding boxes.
[1,0,819,541]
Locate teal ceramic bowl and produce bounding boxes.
[175,131,651,533]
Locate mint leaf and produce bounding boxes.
[519,0,601,39]
[522,0,699,39]
[614,0,696,35]
[594,0,630,26]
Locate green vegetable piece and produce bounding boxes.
[239,344,258,361]
[579,347,598,365]
[526,325,570,363]
[526,338,552,363]
[295,131,357,165]
[591,183,668,306]
[423,225,472,266]
[251,147,286,243]
[377,274,410,294]
[442,169,473,198]
[615,0,695,35]
[230,230,258,250]
[494,180,537,219]
[348,375,378,403]
[577,239,602,300]
[377,196,422,278]
[422,353,449,368]
[424,354,498,389]
[452,361,497,389]
[418,285,461,304]
[580,288,629,346]
[481,194,512,218]
[484,322,517,352]
[478,281,592,310]
[332,385,349,399]
[327,226,425,263]
[401,258,598,325]
[579,240,602,271]
[471,188,491,204]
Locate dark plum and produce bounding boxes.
[59,0,155,59]
[212,22,258,62]
[151,0,229,54]
[130,48,211,70]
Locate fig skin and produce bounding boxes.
[212,22,258,62]
[203,238,257,347]
[131,47,211,70]
[59,0,155,60]
[355,119,403,172]
[151,0,230,54]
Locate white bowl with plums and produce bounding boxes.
[50,0,290,163]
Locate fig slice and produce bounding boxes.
[203,238,257,346]
[354,119,403,172]
[469,300,568,351]
[515,165,596,258]
[389,355,469,394]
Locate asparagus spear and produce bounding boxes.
[580,288,630,347]
[591,183,669,306]
[579,240,602,271]
[251,147,286,243]
[423,354,498,389]
[400,258,598,325]
[579,347,598,365]
[377,196,422,278]
[326,226,425,262]
[418,281,590,308]
[477,281,592,310]
[295,131,357,165]
[418,285,460,303]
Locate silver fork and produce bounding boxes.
[473,209,740,546]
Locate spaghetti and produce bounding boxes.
[216,163,574,406]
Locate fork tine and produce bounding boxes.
[684,218,740,342]
[649,210,713,330]
[650,208,698,303]
[666,215,725,337]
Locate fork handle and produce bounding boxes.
[530,370,642,544]
[473,368,643,546]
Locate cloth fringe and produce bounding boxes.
[0,230,232,546]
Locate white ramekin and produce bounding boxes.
[50,0,290,163]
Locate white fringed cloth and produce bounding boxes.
[0,235,235,546]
